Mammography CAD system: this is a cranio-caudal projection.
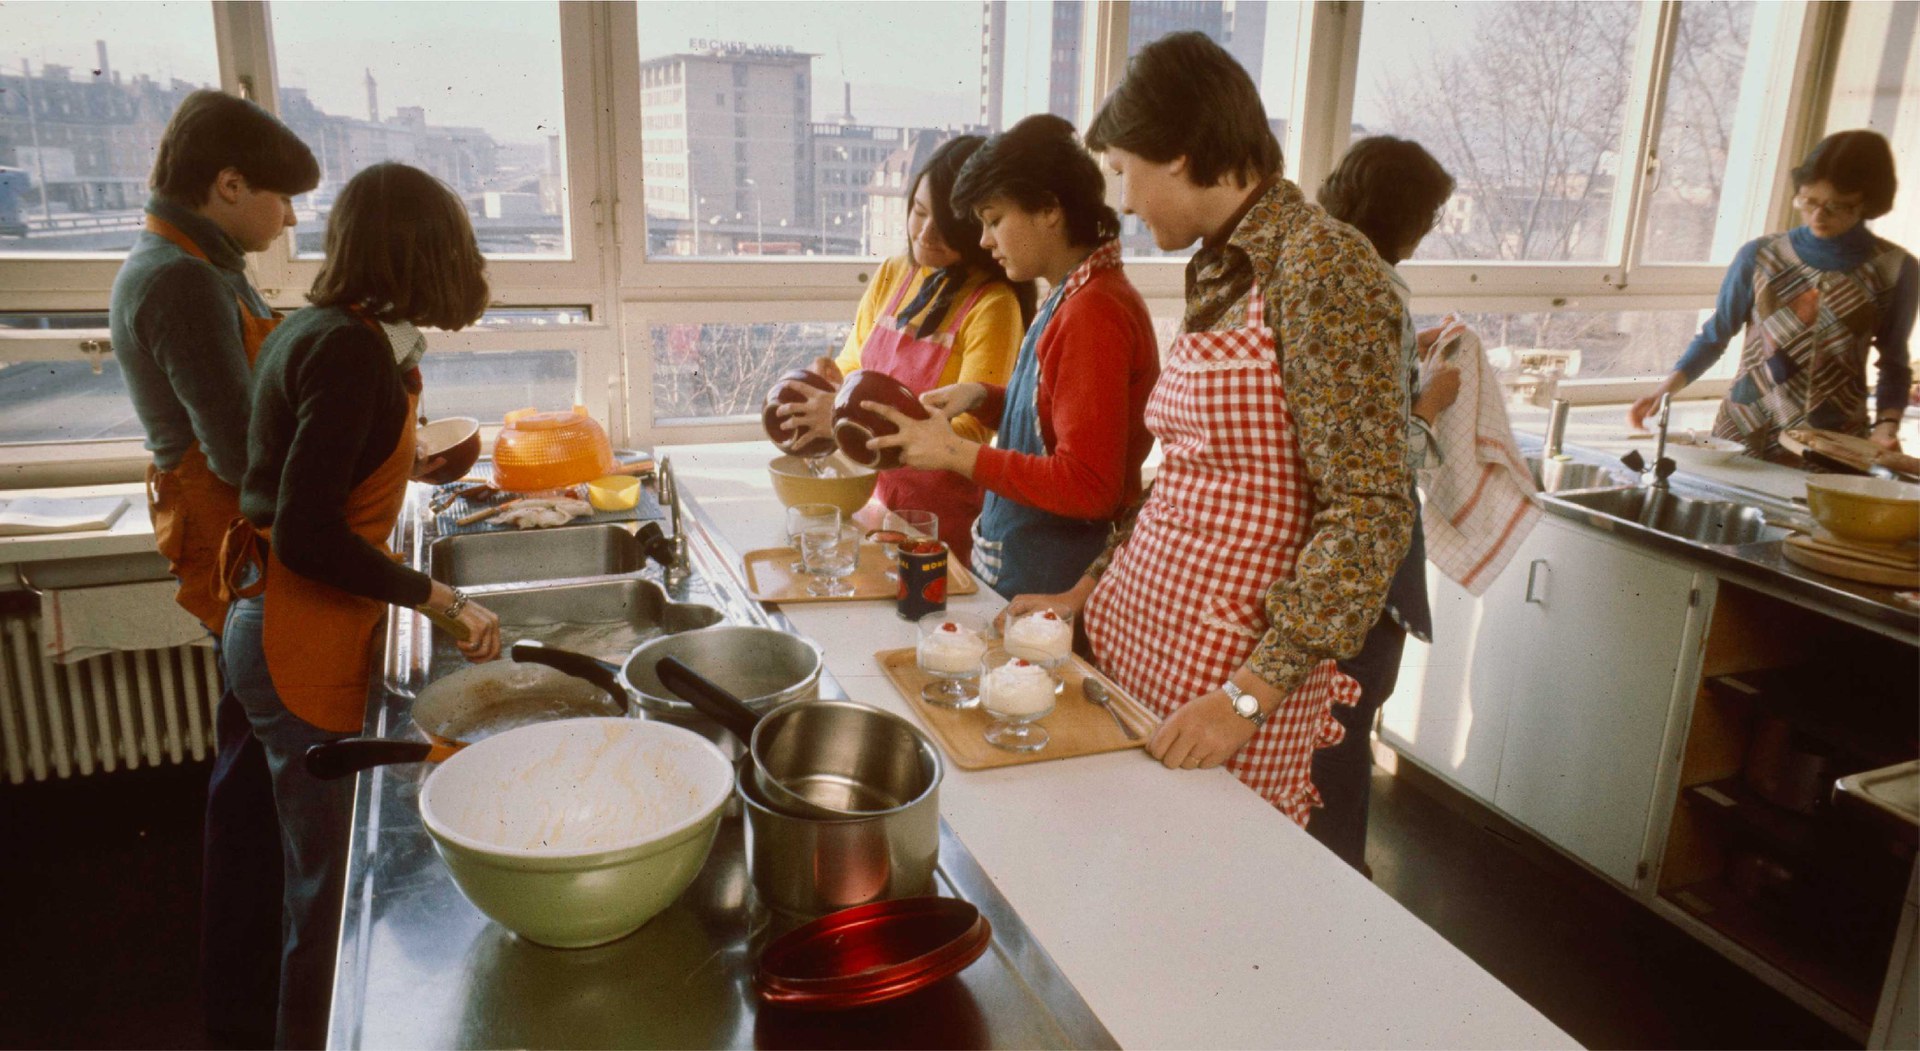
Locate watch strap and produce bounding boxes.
[1221,681,1267,727]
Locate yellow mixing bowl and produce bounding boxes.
[1805,475,1920,545]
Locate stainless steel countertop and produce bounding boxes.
[1525,438,1918,642]
[326,482,1116,1049]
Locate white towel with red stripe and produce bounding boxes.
[1417,319,1541,596]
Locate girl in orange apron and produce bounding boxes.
[217,162,499,1050]
[1083,284,1362,826]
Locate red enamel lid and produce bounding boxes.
[755,896,992,1010]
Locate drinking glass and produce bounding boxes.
[915,610,988,708]
[800,521,859,596]
[874,509,938,582]
[785,502,836,574]
[980,650,1057,753]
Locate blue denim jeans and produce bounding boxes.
[221,593,352,1050]
[201,659,283,1049]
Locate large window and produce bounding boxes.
[648,320,850,421]
[1352,1,1646,264]
[1639,1,1759,264]
[1413,308,1733,384]
[635,2,1055,260]
[269,2,569,258]
[0,2,222,257]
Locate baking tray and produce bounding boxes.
[429,456,663,537]
[742,543,979,603]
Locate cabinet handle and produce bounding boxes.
[1524,559,1550,605]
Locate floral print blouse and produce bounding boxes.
[1090,178,1414,698]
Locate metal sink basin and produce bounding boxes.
[483,577,723,661]
[428,524,648,587]
[1526,455,1627,493]
[1553,486,1790,546]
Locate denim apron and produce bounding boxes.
[968,282,1113,598]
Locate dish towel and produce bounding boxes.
[39,581,211,664]
[1417,318,1542,596]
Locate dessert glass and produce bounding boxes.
[915,611,988,708]
[980,651,1057,753]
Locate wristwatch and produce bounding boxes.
[1221,680,1266,727]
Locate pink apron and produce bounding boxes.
[859,270,992,563]
[1083,284,1360,825]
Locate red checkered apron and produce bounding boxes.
[1083,284,1360,826]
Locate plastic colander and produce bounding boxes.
[491,406,616,491]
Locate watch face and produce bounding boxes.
[1232,692,1258,718]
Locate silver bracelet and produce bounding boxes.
[443,587,469,619]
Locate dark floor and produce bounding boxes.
[0,756,1859,1050]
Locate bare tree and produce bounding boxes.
[650,321,850,420]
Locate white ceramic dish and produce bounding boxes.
[1669,430,1746,465]
[420,716,734,947]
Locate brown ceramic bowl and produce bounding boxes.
[416,417,483,485]
[832,370,930,471]
[762,369,838,458]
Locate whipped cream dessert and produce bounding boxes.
[981,658,1056,717]
[917,620,988,675]
[1004,610,1073,666]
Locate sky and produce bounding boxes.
[2,0,1458,143]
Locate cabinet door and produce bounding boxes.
[1380,561,1528,804]
[1493,516,1698,887]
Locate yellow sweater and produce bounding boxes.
[835,256,1022,444]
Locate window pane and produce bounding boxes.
[1412,308,1730,385]
[637,2,1054,259]
[0,359,143,444]
[1642,2,1763,264]
[419,348,579,425]
[1824,1,1920,260]
[1353,1,1645,263]
[1115,2,1302,259]
[651,321,851,421]
[269,2,568,258]
[0,2,221,256]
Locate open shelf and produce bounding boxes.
[1663,877,1882,1031]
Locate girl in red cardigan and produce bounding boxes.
[864,114,1159,598]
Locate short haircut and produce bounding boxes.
[1317,136,1456,265]
[1084,31,1282,187]
[307,163,490,331]
[150,89,319,206]
[949,114,1120,247]
[1791,129,1899,219]
[908,135,1037,326]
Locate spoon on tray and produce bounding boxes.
[1082,678,1139,740]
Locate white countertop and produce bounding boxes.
[666,442,1574,1050]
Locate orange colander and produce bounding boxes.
[491,406,616,491]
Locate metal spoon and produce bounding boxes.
[1082,678,1139,740]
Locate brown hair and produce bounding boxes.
[951,115,1120,247]
[1085,31,1281,188]
[1791,129,1899,220]
[307,163,490,331]
[150,89,319,206]
[1318,136,1456,265]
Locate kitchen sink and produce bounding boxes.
[1526,455,1628,493]
[471,577,724,664]
[1553,486,1790,546]
[427,524,650,587]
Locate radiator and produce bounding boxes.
[0,610,221,784]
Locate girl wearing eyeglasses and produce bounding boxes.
[1629,129,1916,460]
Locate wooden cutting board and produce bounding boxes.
[743,544,978,604]
[1802,530,1920,569]
[1780,428,1920,480]
[877,647,1158,770]
[1782,534,1920,587]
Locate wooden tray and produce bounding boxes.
[877,647,1158,770]
[1783,534,1920,588]
[743,544,978,603]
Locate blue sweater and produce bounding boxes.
[1675,224,1918,413]
[108,197,273,487]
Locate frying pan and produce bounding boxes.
[304,655,627,780]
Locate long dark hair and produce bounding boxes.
[308,163,490,331]
[951,115,1120,248]
[903,135,1037,332]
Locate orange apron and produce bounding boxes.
[141,215,279,635]
[220,315,419,734]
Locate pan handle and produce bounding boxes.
[656,655,763,743]
[306,738,438,780]
[510,641,630,714]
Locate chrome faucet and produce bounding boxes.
[655,456,689,572]
[1544,398,1571,459]
[1620,393,1678,489]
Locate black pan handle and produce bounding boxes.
[510,641,629,712]
[306,738,434,780]
[656,655,763,743]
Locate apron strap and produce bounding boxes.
[879,266,919,317]
[216,517,268,603]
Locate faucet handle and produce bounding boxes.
[1620,449,1647,474]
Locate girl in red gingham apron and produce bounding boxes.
[1083,283,1360,826]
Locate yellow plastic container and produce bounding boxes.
[586,475,641,513]
[492,406,615,491]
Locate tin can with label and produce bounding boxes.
[896,538,947,620]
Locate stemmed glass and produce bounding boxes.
[785,502,836,574]
[873,509,937,582]
[980,651,1058,753]
[915,611,987,708]
[800,519,860,597]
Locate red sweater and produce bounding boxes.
[973,266,1159,521]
